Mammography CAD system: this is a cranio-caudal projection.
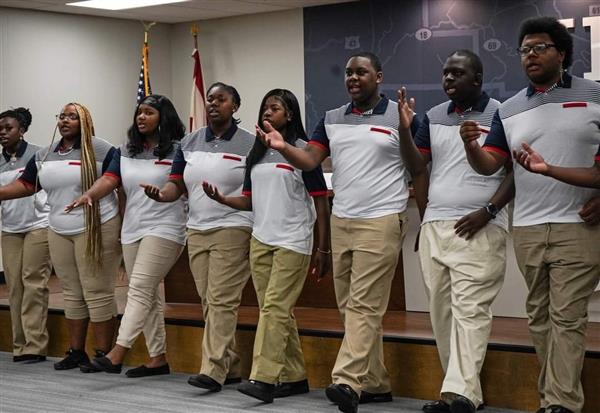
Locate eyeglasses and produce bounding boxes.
[56,113,79,121]
[517,43,557,56]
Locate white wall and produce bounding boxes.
[169,9,305,133]
[0,7,172,147]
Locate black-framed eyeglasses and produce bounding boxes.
[56,113,79,121]
[517,43,557,56]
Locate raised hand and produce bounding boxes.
[459,120,483,149]
[454,208,492,240]
[140,184,164,201]
[513,142,548,174]
[202,181,226,204]
[65,194,93,212]
[397,87,416,130]
[256,121,286,151]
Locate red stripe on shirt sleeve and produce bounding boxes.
[155,160,172,166]
[309,190,329,197]
[417,147,431,154]
[17,178,35,190]
[595,155,600,161]
[242,190,251,197]
[562,102,587,108]
[276,164,294,172]
[103,172,121,183]
[69,161,81,166]
[482,144,510,158]
[308,140,329,152]
[169,174,184,181]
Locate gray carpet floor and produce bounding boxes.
[0,352,526,413]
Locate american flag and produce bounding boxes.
[137,40,152,103]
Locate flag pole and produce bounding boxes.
[191,23,199,50]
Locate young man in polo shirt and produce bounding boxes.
[397,49,515,413]
[256,52,419,413]
[460,17,600,413]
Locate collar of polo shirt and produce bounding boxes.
[54,137,82,152]
[526,71,572,97]
[2,140,28,162]
[205,122,238,142]
[344,93,389,116]
[447,92,491,115]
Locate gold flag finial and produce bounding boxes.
[191,23,199,37]
[141,21,157,42]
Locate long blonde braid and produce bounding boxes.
[70,103,103,268]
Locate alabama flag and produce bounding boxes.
[189,48,206,132]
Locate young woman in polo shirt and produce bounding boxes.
[65,95,186,377]
[203,88,331,404]
[0,102,121,372]
[0,107,51,363]
[142,83,254,391]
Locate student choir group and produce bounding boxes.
[1,16,598,413]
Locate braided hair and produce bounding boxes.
[69,103,103,268]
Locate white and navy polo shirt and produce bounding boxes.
[242,139,327,256]
[309,95,419,219]
[19,136,119,235]
[414,93,508,230]
[483,73,600,226]
[104,143,186,245]
[170,124,254,231]
[0,141,49,233]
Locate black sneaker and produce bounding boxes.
[54,349,89,370]
[80,350,106,373]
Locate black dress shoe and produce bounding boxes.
[450,395,476,413]
[535,409,546,413]
[325,383,359,413]
[547,406,574,413]
[273,379,310,398]
[13,354,46,363]
[188,374,222,392]
[238,380,275,403]
[423,400,450,413]
[359,391,392,404]
[80,350,106,373]
[224,377,242,385]
[91,356,122,374]
[54,349,89,370]
[126,363,170,378]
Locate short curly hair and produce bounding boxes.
[518,16,573,69]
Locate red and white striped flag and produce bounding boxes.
[189,48,206,132]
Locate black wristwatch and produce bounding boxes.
[484,202,499,219]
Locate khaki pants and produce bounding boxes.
[330,212,407,394]
[2,228,52,356]
[188,227,251,384]
[514,223,600,413]
[116,236,183,356]
[249,236,311,384]
[419,221,507,407]
[48,216,122,322]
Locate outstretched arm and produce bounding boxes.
[256,121,328,171]
[397,87,428,176]
[142,180,186,203]
[0,180,36,201]
[202,182,252,211]
[514,143,600,188]
[65,175,119,212]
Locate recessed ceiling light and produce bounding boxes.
[66,0,189,11]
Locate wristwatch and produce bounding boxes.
[484,202,499,219]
